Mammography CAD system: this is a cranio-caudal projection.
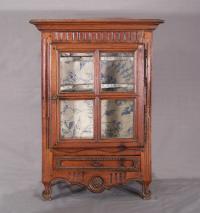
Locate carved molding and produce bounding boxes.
[55,156,141,172]
[52,31,144,43]
[52,147,144,154]
[55,156,139,161]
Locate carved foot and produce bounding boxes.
[141,182,151,200]
[42,183,52,201]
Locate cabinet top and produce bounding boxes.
[29,18,164,31]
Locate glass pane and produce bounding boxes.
[60,100,93,139]
[60,53,94,92]
[100,52,134,92]
[101,100,134,138]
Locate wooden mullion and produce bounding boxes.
[99,92,138,99]
[95,50,100,95]
[94,50,100,142]
[56,93,95,99]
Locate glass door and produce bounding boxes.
[100,52,135,139]
[49,43,145,147]
[59,52,95,139]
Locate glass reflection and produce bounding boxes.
[60,100,93,138]
[100,52,134,92]
[101,99,134,138]
[60,53,94,92]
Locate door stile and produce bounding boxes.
[49,44,59,147]
[136,44,145,146]
[94,50,100,142]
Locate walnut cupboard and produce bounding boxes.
[30,19,163,200]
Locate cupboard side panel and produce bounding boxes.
[41,32,53,183]
[143,31,153,184]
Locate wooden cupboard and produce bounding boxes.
[30,19,163,200]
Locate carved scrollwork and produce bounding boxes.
[42,183,52,201]
[41,173,148,200]
[88,176,105,193]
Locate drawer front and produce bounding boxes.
[54,156,141,172]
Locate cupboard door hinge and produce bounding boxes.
[144,48,148,59]
[144,74,147,106]
[144,48,148,88]
[144,77,148,88]
[144,48,148,108]
[144,105,147,144]
[144,48,148,143]
[48,95,58,100]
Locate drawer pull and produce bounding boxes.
[91,161,103,167]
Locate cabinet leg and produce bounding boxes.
[42,182,52,201]
[141,182,151,200]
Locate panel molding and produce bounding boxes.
[51,31,145,43]
[55,156,141,172]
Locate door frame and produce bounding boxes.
[48,42,145,148]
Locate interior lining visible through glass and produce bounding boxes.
[100,52,135,92]
[59,52,94,92]
[60,100,94,139]
[58,51,137,140]
[101,99,135,138]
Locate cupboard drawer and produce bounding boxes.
[54,156,141,172]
